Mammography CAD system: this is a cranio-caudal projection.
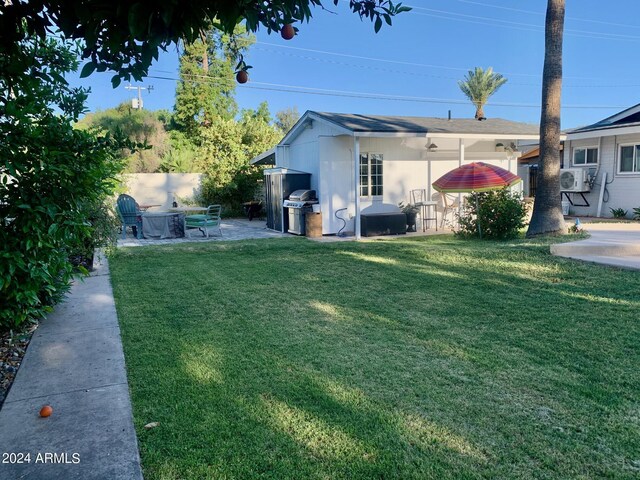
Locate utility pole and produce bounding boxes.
[124,84,154,110]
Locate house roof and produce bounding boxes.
[517,144,564,161]
[249,147,276,166]
[309,111,540,136]
[568,102,640,134]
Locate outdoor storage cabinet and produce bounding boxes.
[264,168,311,232]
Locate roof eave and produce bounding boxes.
[567,124,640,139]
[280,111,353,145]
[428,133,549,140]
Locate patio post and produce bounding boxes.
[427,137,432,201]
[458,138,465,210]
[354,136,361,240]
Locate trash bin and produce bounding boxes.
[561,200,570,216]
[305,211,322,238]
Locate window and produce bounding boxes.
[359,153,383,197]
[573,147,598,165]
[619,144,640,173]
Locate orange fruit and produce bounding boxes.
[236,71,248,84]
[281,24,295,40]
[39,405,53,417]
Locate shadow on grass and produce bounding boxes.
[111,235,640,479]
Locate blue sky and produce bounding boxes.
[68,0,640,130]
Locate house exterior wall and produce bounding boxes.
[564,133,640,217]
[320,136,520,235]
[319,136,354,233]
[276,122,525,235]
[279,121,345,195]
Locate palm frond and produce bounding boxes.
[458,66,508,118]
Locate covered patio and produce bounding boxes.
[264,111,549,239]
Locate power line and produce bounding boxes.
[255,41,638,82]
[448,0,640,29]
[406,7,640,42]
[256,41,540,78]
[144,73,624,110]
[250,47,640,89]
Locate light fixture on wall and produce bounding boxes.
[426,143,438,152]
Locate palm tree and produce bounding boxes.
[526,0,565,236]
[458,67,507,120]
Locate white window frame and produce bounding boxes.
[617,143,640,174]
[572,146,598,166]
[359,153,383,198]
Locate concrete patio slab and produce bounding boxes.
[0,256,142,480]
[551,222,640,270]
[556,254,640,270]
[118,217,287,247]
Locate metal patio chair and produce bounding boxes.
[184,204,222,238]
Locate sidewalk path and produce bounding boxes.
[0,256,143,479]
[551,222,640,270]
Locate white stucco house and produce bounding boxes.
[255,111,542,238]
[563,103,640,217]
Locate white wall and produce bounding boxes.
[319,136,354,233]
[564,133,640,217]
[281,121,345,195]
[123,173,204,209]
[316,136,520,235]
[279,123,525,235]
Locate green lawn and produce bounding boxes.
[110,235,640,479]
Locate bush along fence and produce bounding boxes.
[0,38,135,330]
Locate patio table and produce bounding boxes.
[168,206,208,214]
[141,212,185,239]
[138,204,161,211]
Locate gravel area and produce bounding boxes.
[0,323,37,408]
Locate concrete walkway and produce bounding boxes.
[0,256,143,479]
[551,222,640,270]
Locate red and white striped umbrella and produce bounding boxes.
[432,162,521,193]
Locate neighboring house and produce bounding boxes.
[254,111,541,237]
[564,103,640,217]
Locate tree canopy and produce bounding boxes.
[0,1,409,89]
[173,24,254,134]
[77,103,170,173]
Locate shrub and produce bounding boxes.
[0,38,130,329]
[633,207,640,220]
[610,207,628,219]
[196,113,277,215]
[455,188,527,240]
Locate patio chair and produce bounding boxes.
[433,192,461,228]
[116,194,143,239]
[184,204,222,238]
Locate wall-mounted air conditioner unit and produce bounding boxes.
[560,168,590,192]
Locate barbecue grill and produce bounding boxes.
[283,189,318,235]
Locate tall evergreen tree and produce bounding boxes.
[173,24,254,135]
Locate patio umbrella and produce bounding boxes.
[432,162,521,238]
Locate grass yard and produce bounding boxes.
[110,235,640,479]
